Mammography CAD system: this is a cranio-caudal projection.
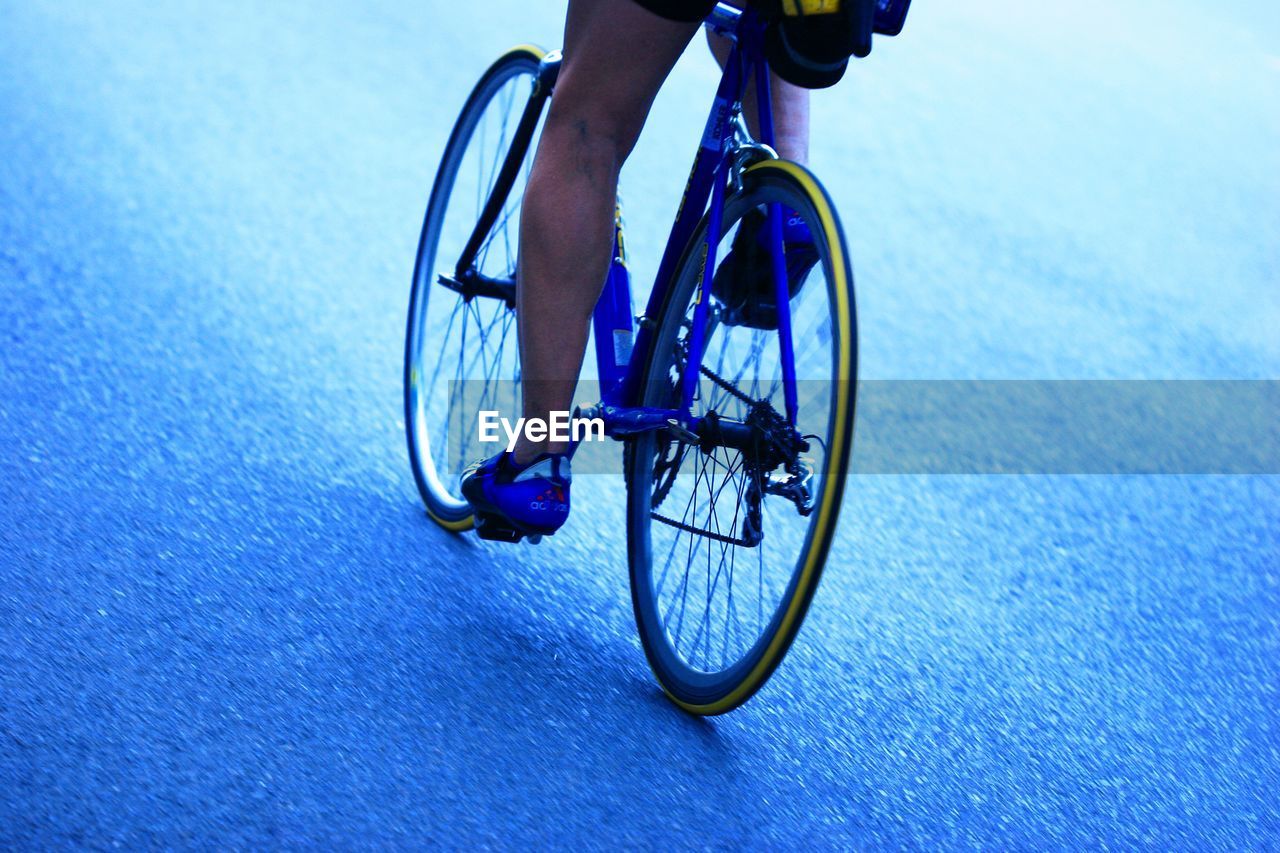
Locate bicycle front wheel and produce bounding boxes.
[405,45,546,531]
[625,160,857,714]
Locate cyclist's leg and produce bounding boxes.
[706,27,810,164]
[514,0,700,462]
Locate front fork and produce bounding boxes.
[678,61,799,427]
[753,57,800,426]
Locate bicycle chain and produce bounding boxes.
[650,509,759,548]
[676,333,762,408]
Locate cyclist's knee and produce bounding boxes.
[546,80,647,168]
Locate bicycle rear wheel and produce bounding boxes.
[405,45,546,530]
[625,160,857,714]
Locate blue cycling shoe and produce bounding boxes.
[711,207,819,330]
[460,450,571,543]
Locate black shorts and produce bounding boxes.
[631,0,719,23]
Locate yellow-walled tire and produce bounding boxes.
[626,159,857,714]
[405,45,547,533]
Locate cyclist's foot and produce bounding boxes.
[460,450,571,543]
[711,207,818,330]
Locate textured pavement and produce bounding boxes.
[2,0,1278,847]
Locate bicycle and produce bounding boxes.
[404,3,857,715]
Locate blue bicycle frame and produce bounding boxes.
[575,3,800,441]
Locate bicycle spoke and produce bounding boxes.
[682,447,745,666]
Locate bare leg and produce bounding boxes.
[514,0,699,462]
[706,29,810,164]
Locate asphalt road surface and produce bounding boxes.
[2,0,1278,846]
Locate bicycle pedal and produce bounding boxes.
[473,513,552,545]
[473,514,525,543]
